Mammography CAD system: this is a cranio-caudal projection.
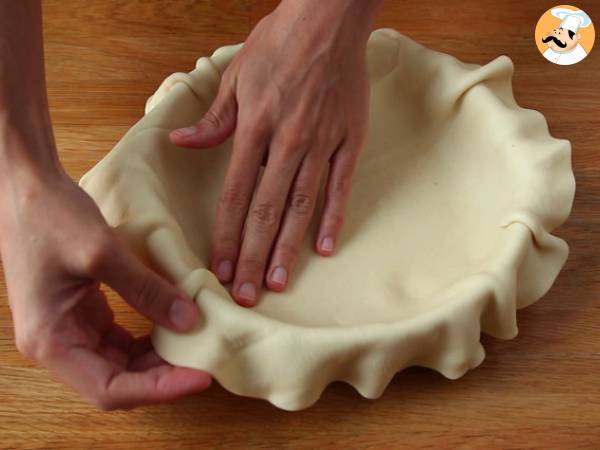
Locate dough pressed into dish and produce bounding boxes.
[79,29,575,411]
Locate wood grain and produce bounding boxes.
[1,0,599,448]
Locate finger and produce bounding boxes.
[170,71,238,148]
[128,349,166,372]
[99,324,150,368]
[265,151,329,291]
[91,242,200,332]
[102,331,160,371]
[103,365,212,410]
[232,143,304,306]
[48,344,211,411]
[209,114,270,285]
[103,328,154,361]
[98,346,129,369]
[316,138,361,256]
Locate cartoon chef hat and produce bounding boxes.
[551,7,592,33]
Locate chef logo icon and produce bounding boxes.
[535,5,595,65]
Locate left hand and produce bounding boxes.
[0,169,211,410]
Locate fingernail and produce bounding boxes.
[238,282,256,305]
[217,259,233,282]
[270,266,287,286]
[169,297,198,330]
[320,236,334,253]
[172,126,198,138]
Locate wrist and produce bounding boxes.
[269,0,381,70]
[276,0,382,43]
[0,140,65,253]
[280,0,383,21]
[0,116,64,205]
[0,100,63,181]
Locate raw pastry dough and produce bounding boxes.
[79,29,575,411]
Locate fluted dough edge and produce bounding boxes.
[80,29,575,411]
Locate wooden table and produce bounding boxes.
[1,1,599,448]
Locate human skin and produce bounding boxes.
[0,0,211,410]
[171,0,384,307]
[0,0,382,409]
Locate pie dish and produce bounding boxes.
[79,28,576,411]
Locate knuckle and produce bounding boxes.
[348,128,367,149]
[328,128,344,146]
[80,228,115,274]
[93,394,118,411]
[81,246,107,275]
[288,192,313,216]
[131,276,161,313]
[318,125,341,148]
[275,121,311,156]
[15,327,53,361]
[250,202,278,229]
[202,108,224,129]
[219,186,248,216]
[254,102,272,126]
[283,129,311,154]
[326,211,345,229]
[214,233,239,253]
[243,114,270,141]
[276,240,300,260]
[220,68,235,88]
[15,331,38,360]
[239,256,265,274]
[330,173,352,198]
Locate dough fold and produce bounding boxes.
[79,29,575,411]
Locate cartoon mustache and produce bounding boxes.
[542,35,567,48]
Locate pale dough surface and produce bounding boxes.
[79,29,575,411]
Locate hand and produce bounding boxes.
[170,0,379,306]
[0,168,211,410]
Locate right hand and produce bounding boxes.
[0,167,212,410]
[170,0,378,306]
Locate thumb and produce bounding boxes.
[93,242,200,332]
[170,75,237,148]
